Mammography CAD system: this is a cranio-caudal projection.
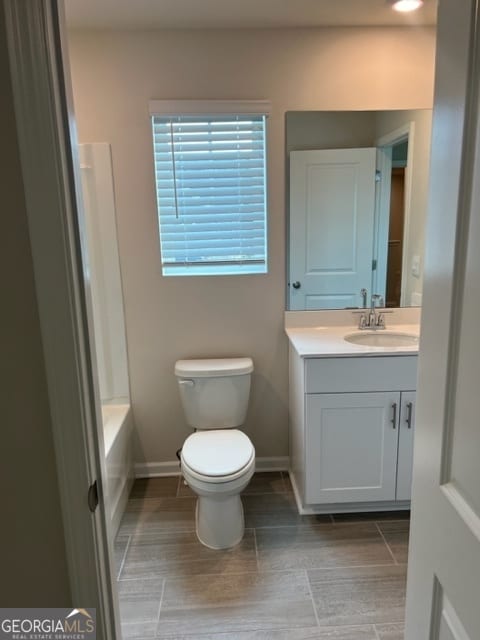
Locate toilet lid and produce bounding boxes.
[181,430,254,477]
[175,357,253,378]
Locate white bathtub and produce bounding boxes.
[102,402,134,536]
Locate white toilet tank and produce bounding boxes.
[175,357,253,429]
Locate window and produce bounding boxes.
[150,102,269,276]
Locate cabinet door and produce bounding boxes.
[396,391,416,501]
[305,392,400,504]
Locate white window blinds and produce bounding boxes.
[151,113,268,276]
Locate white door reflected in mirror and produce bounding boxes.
[289,147,376,310]
[286,109,432,310]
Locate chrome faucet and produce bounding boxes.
[360,288,368,309]
[353,294,391,330]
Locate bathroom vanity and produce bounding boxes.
[286,311,420,514]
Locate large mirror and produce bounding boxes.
[286,109,432,310]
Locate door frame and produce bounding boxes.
[3,0,118,634]
[375,122,415,306]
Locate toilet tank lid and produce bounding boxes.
[175,357,253,378]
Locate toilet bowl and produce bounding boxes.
[175,357,255,549]
[181,429,255,549]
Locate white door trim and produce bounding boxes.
[3,0,118,634]
[376,123,412,148]
[375,122,415,307]
[373,146,392,298]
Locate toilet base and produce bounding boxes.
[195,494,245,550]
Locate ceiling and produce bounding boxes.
[64,0,437,30]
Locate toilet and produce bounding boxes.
[175,357,255,549]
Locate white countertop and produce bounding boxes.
[286,323,420,358]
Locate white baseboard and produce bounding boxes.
[288,470,306,514]
[134,456,289,478]
[134,461,181,477]
[255,456,289,472]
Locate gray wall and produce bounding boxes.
[68,26,436,465]
[286,111,377,153]
[0,9,71,605]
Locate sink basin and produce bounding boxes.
[344,331,419,348]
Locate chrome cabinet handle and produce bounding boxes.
[391,403,397,429]
[405,402,413,429]
[292,281,301,289]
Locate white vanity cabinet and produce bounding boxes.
[289,348,417,513]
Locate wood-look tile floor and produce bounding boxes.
[115,473,409,640]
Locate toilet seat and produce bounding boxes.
[181,429,255,483]
[182,453,255,485]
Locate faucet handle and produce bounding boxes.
[351,310,368,329]
[376,310,393,328]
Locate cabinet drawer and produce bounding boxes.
[305,356,417,393]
